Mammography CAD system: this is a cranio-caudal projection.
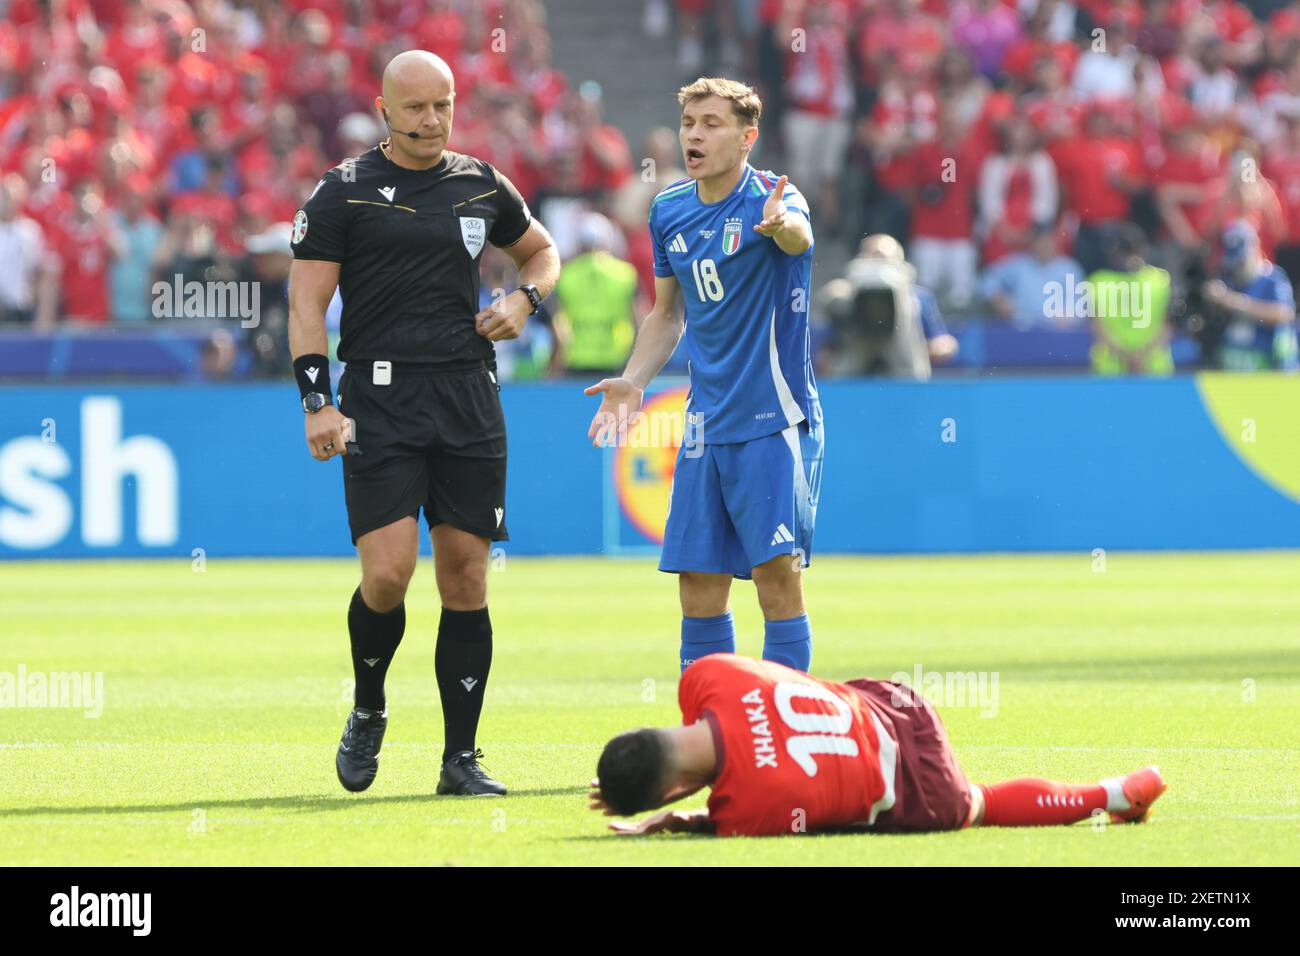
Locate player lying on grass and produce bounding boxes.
[590,654,1166,836]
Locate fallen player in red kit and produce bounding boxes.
[590,654,1166,836]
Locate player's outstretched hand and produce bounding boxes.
[583,377,644,447]
[608,809,706,836]
[474,289,531,341]
[305,405,351,461]
[753,174,788,237]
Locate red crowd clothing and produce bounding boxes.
[1059,134,1144,224]
[1264,151,1300,244]
[907,138,981,240]
[1147,139,1225,239]
[50,218,111,323]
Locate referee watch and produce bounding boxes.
[517,284,543,314]
[302,392,332,413]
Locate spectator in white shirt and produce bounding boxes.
[1072,19,1139,101]
[0,174,56,326]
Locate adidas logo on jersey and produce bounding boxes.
[770,523,795,546]
[668,232,689,254]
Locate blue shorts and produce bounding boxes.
[659,419,824,580]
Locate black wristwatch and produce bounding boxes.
[302,392,332,413]
[517,284,542,314]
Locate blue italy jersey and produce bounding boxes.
[650,164,821,444]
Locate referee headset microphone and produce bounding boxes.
[381,108,426,140]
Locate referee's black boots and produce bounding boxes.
[437,748,508,797]
[336,706,388,792]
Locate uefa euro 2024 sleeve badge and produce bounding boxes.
[722,217,742,255]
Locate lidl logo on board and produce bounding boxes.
[613,386,690,545]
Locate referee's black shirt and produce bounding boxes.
[290,145,532,370]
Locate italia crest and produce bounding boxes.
[722,218,742,255]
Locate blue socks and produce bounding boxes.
[763,614,813,672]
[679,612,813,673]
[680,612,735,672]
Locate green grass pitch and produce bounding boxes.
[2,552,1297,866]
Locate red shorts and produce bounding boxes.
[846,679,973,833]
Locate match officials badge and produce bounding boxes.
[722,218,742,255]
[460,216,486,258]
[291,210,308,244]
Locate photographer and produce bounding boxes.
[820,234,958,379]
[1202,221,1298,371]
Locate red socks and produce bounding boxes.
[978,778,1110,826]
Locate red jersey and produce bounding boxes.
[1264,150,1300,244]
[679,655,895,837]
[907,139,979,240]
[51,218,110,323]
[1060,134,1143,223]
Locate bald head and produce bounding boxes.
[859,234,905,262]
[382,50,454,103]
[376,50,455,169]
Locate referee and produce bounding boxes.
[288,50,559,796]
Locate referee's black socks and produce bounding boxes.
[435,606,493,762]
[348,587,406,711]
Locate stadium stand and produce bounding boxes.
[0,0,1296,377]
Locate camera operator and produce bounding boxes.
[1201,221,1298,371]
[819,234,958,379]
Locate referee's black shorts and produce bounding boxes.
[337,362,508,545]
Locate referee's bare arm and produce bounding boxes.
[473,221,560,341]
[289,259,350,461]
[584,274,683,444]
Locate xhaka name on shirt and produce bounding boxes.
[741,688,779,768]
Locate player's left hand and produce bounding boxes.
[475,290,531,341]
[753,174,788,237]
[588,777,617,816]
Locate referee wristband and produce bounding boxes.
[293,354,332,401]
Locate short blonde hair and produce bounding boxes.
[677,77,762,127]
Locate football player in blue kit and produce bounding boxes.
[585,77,823,674]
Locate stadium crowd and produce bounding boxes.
[0,0,1296,376]
[674,0,1299,373]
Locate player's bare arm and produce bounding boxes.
[475,220,560,342]
[288,258,350,461]
[584,274,683,445]
[753,174,812,256]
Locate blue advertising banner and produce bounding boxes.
[1,375,1297,559]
